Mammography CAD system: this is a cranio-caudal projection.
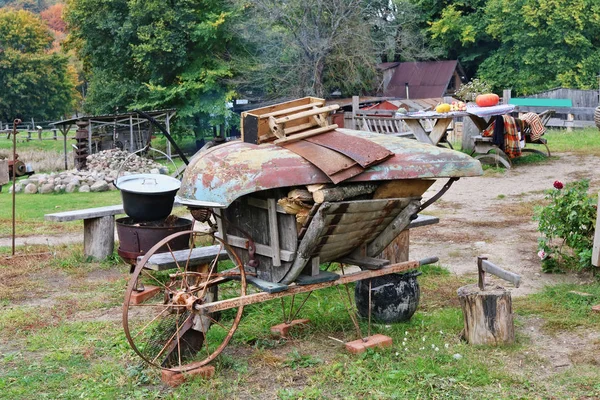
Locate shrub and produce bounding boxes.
[454,78,493,102]
[533,179,597,273]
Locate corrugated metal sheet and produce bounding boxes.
[384,60,458,99]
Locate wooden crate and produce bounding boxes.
[241,97,327,144]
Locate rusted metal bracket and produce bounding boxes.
[418,177,459,212]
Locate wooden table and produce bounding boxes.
[395,104,516,146]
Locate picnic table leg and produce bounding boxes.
[403,120,433,145]
[428,118,453,146]
[83,216,115,260]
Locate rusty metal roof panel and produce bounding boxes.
[177,129,482,208]
[384,60,458,99]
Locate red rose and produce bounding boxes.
[553,181,564,189]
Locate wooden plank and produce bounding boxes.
[280,204,329,284]
[373,180,434,199]
[593,192,600,267]
[322,208,402,223]
[321,198,411,214]
[197,260,420,314]
[273,124,337,145]
[366,199,421,257]
[246,197,287,214]
[408,214,439,229]
[321,215,396,232]
[339,255,390,270]
[225,234,295,262]
[141,245,230,271]
[258,102,324,119]
[428,118,453,146]
[313,183,377,203]
[402,119,434,145]
[317,225,386,246]
[267,198,281,267]
[214,208,226,243]
[273,105,339,125]
[45,204,125,222]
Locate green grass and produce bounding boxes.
[0,131,66,153]
[544,127,600,155]
[1,249,599,398]
[0,190,122,237]
[515,283,600,333]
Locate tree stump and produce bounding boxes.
[457,283,514,345]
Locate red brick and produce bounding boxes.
[129,285,161,305]
[161,366,215,387]
[592,304,600,313]
[345,334,393,354]
[270,319,310,338]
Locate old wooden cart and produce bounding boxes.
[123,114,482,373]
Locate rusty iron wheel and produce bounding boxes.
[123,230,246,372]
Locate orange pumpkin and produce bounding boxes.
[475,93,500,107]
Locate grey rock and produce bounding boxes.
[90,181,109,192]
[39,183,55,194]
[65,183,77,193]
[24,183,38,194]
[79,184,90,193]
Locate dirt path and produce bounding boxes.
[411,152,600,295]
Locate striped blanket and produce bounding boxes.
[521,112,546,141]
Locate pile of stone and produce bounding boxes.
[9,149,169,194]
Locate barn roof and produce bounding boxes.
[383,60,461,99]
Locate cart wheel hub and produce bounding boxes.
[172,291,199,311]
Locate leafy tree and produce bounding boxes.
[426,0,497,78]
[478,0,600,94]
[234,0,437,99]
[40,3,66,33]
[426,0,600,94]
[0,8,77,121]
[64,0,241,137]
[0,0,49,13]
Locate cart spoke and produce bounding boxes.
[124,231,246,372]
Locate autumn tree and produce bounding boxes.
[40,3,66,33]
[0,8,77,121]
[65,0,241,137]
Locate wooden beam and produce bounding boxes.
[196,260,420,313]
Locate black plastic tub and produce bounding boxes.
[355,270,422,323]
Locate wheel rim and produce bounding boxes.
[123,230,246,372]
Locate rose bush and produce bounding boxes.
[534,179,597,273]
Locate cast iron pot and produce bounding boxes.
[355,270,422,323]
[115,173,181,221]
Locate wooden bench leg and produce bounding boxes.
[83,216,115,260]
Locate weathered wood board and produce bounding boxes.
[0,159,8,186]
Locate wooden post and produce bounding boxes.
[351,96,359,130]
[461,117,479,153]
[83,216,115,260]
[567,113,574,132]
[592,191,600,268]
[457,283,515,345]
[502,89,511,105]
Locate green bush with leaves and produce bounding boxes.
[534,179,597,273]
[454,78,492,102]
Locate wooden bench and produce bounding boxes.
[472,110,554,169]
[45,205,126,260]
